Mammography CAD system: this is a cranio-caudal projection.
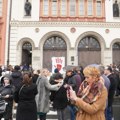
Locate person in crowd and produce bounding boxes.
[14,73,38,120]
[68,66,107,120]
[72,68,83,94]
[29,64,33,73]
[11,65,23,88]
[77,68,85,82]
[22,64,29,72]
[104,66,116,120]
[35,68,62,120]
[2,66,12,76]
[32,70,40,83]
[0,75,15,120]
[97,65,111,119]
[112,65,120,96]
[50,73,71,120]
[64,69,77,120]
[98,65,111,92]
[0,66,2,77]
[49,68,60,84]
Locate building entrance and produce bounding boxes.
[78,36,101,67]
[43,36,67,72]
[22,42,32,66]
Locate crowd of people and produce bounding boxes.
[0,63,120,120]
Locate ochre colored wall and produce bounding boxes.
[0,0,8,65]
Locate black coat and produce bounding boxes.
[11,71,23,88]
[32,74,39,83]
[14,83,38,120]
[107,73,116,107]
[0,84,15,119]
[52,85,68,109]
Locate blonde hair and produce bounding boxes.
[40,68,48,76]
[83,66,100,79]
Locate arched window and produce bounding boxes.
[78,36,101,51]
[113,42,120,50]
[43,36,67,50]
[22,42,32,51]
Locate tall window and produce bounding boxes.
[87,0,93,16]
[52,0,58,16]
[60,0,67,16]
[96,0,101,16]
[43,0,49,16]
[0,0,2,16]
[79,0,85,16]
[69,0,76,16]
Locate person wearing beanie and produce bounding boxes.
[54,68,59,73]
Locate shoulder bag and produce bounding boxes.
[0,100,7,114]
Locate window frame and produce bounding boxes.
[87,0,93,16]
[60,0,67,17]
[43,0,49,16]
[69,0,76,17]
[51,0,58,16]
[96,0,102,17]
[78,0,85,16]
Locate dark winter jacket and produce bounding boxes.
[52,85,68,109]
[107,73,116,107]
[11,71,23,88]
[32,74,39,83]
[64,74,77,91]
[0,84,15,119]
[14,83,38,120]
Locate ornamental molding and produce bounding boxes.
[10,21,120,28]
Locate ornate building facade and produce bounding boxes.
[0,0,8,65]
[6,0,120,71]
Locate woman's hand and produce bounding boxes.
[67,86,78,101]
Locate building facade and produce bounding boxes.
[7,0,120,71]
[0,0,8,65]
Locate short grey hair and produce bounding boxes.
[98,65,105,75]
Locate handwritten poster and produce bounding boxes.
[52,57,65,73]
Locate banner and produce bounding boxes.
[52,57,65,73]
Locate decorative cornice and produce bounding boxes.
[10,21,120,28]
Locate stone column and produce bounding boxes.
[103,48,112,66]
[67,48,78,66]
[32,48,41,70]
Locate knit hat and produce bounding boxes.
[54,68,59,73]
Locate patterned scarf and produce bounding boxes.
[77,80,103,104]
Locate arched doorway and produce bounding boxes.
[78,36,101,67]
[112,42,120,65]
[22,42,32,66]
[43,36,67,71]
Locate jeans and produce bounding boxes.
[68,105,77,120]
[57,106,71,120]
[105,106,112,120]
